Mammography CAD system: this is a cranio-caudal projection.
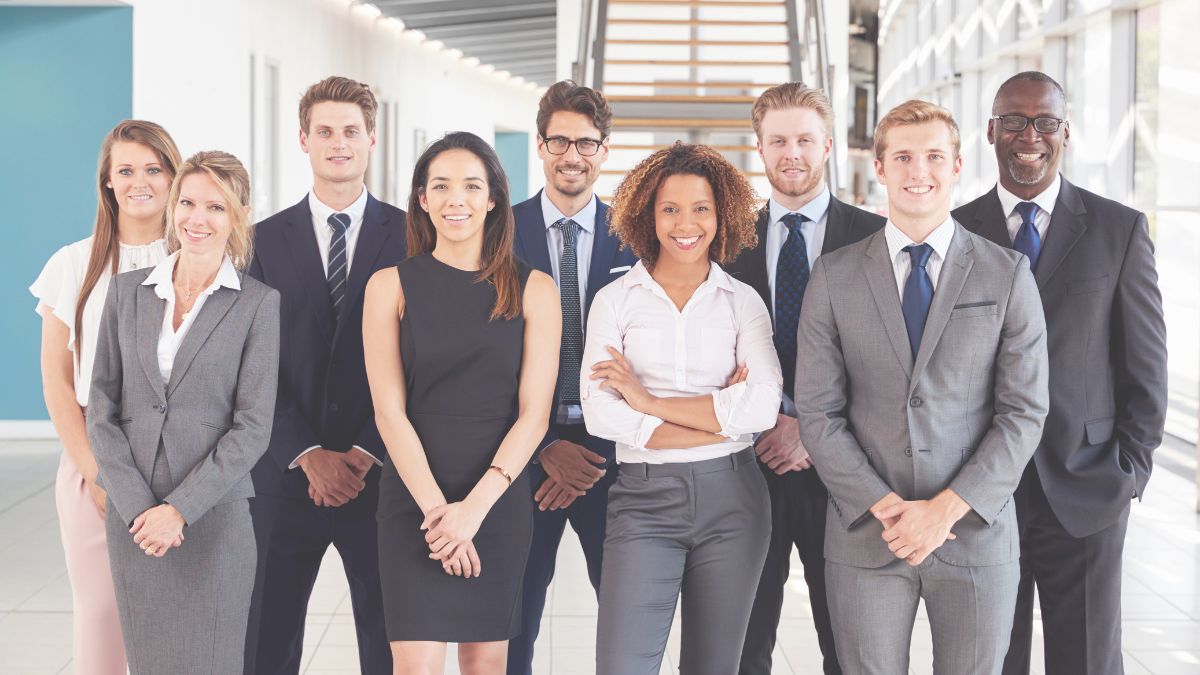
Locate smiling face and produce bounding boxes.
[989,80,1069,198]
[757,106,832,206]
[418,148,495,247]
[300,101,375,188]
[107,141,172,223]
[653,173,718,269]
[173,172,235,258]
[538,110,608,200]
[874,120,962,228]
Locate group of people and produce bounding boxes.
[30,70,1166,675]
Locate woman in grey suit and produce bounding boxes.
[87,150,280,674]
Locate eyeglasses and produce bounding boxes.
[542,136,605,156]
[990,114,1068,134]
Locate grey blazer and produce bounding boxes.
[795,223,1049,569]
[88,267,281,527]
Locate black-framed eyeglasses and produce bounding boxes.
[990,114,1068,134]
[542,135,605,156]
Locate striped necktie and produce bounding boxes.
[327,213,350,317]
[555,218,582,405]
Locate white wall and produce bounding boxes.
[127,0,543,215]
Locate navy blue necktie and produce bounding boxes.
[774,212,810,397]
[327,213,350,317]
[554,218,582,406]
[901,243,934,358]
[1013,201,1042,271]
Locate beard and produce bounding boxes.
[551,164,592,197]
[767,162,824,199]
[1004,155,1051,186]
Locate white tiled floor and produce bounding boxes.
[3,437,1200,674]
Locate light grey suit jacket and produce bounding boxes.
[796,223,1048,569]
[88,267,280,527]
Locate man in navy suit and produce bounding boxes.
[506,81,636,675]
[244,76,405,675]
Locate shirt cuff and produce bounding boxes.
[631,413,665,449]
[288,445,322,470]
[352,445,384,467]
[711,382,748,439]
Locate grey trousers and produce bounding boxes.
[596,447,771,675]
[826,555,1020,675]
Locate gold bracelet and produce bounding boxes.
[488,464,513,485]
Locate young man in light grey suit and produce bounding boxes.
[795,100,1050,675]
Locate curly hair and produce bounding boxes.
[608,142,759,268]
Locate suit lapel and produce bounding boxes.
[135,284,167,402]
[910,224,973,390]
[585,198,620,314]
[515,191,554,275]
[742,206,773,316]
[1035,179,1088,289]
[970,188,1013,248]
[333,195,394,344]
[863,231,914,377]
[283,198,336,342]
[822,197,853,254]
[167,287,237,398]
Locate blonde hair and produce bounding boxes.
[752,82,835,140]
[873,99,961,161]
[77,120,182,362]
[299,76,378,134]
[166,151,254,270]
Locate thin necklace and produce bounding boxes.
[175,263,216,321]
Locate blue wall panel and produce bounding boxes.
[495,131,531,203]
[0,7,133,419]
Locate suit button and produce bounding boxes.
[328,403,339,412]
[152,404,166,413]
[904,447,912,457]
[909,397,922,407]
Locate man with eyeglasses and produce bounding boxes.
[506,80,637,675]
[954,71,1167,675]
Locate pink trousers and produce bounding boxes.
[55,452,127,674]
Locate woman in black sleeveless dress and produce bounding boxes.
[363,132,561,674]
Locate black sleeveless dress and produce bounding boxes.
[377,253,534,642]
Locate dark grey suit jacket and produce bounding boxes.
[796,224,1049,568]
[954,178,1167,537]
[88,267,280,527]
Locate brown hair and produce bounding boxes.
[873,99,961,161]
[76,120,182,361]
[608,142,759,268]
[536,80,613,139]
[406,132,521,320]
[299,76,378,134]
[752,82,835,139]
[166,151,254,270]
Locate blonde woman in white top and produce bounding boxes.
[582,143,783,675]
[29,120,181,675]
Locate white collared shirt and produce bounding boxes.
[309,187,368,274]
[996,173,1060,243]
[883,216,956,300]
[764,188,831,316]
[580,261,782,464]
[142,251,241,384]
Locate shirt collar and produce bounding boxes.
[995,173,1061,221]
[768,187,831,228]
[142,250,242,300]
[309,186,369,230]
[622,259,735,294]
[884,215,956,264]
[541,189,596,234]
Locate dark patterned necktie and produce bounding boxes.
[554,218,582,405]
[902,243,934,357]
[327,213,350,317]
[774,212,810,398]
[1013,201,1042,272]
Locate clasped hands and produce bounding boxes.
[421,501,486,579]
[871,490,970,566]
[298,448,376,507]
[131,503,186,558]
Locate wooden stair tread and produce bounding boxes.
[607,94,757,103]
[610,144,758,151]
[605,80,780,88]
[612,117,754,128]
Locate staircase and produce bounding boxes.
[578,0,816,201]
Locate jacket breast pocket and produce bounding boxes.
[1068,275,1110,296]
[949,302,998,320]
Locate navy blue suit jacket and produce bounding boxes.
[512,190,636,458]
[248,193,407,498]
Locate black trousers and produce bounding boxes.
[739,464,841,675]
[1003,463,1130,675]
[244,481,391,675]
